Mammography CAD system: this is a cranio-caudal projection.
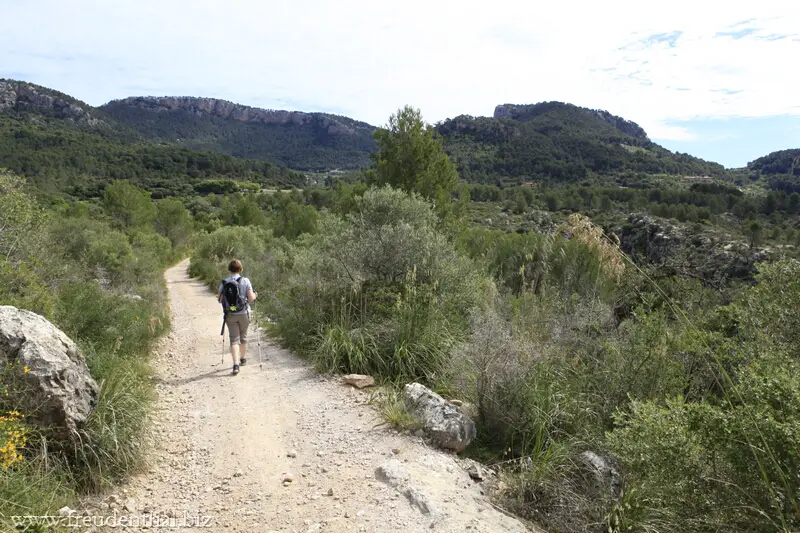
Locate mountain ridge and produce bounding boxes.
[0,78,109,128]
[100,95,377,170]
[103,96,374,136]
[4,78,797,185]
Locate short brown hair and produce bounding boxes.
[228,259,243,273]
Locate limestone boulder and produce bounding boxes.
[0,306,99,441]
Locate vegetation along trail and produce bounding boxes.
[91,259,530,533]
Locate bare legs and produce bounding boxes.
[230,343,247,364]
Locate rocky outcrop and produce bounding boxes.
[404,383,476,453]
[0,80,104,126]
[615,213,766,285]
[0,306,99,441]
[107,96,369,136]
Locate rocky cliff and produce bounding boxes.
[100,95,377,170]
[106,96,371,137]
[0,80,105,127]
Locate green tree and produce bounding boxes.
[273,202,318,239]
[155,198,193,249]
[103,181,156,229]
[788,192,800,214]
[0,170,44,261]
[370,106,459,219]
[746,219,763,249]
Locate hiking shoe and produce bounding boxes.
[232,364,240,375]
[240,358,247,366]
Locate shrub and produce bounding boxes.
[191,225,268,264]
[605,261,800,533]
[0,410,27,471]
[269,187,484,383]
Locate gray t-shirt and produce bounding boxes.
[218,275,253,315]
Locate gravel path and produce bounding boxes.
[89,260,532,533]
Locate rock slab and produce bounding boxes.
[342,374,375,389]
[0,306,99,440]
[404,383,476,452]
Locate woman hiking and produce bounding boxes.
[218,259,257,375]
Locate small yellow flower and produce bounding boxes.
[23,366,30,374]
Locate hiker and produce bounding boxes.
[218,259,257,375]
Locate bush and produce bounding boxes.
[605,261,800,533]
[269,186,484,383]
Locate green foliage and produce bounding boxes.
[155,197,193,250]
[272,201,318,239]
[0,451,76,528]
[370,106,459,220]
[103,180,156,229]
[604,260,800,533]
[748,148,800,177]
[0,115,304,199]
[191,185,482,385]
[0,171,54,316]
[459,226,618,299]
[191,225,268,264]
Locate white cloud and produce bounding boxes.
[1,0,799,143]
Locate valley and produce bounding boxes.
[2,77,800,533]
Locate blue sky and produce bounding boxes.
[1,0,799,168]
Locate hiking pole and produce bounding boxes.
[220,317,226,365]
[254,302,264,371]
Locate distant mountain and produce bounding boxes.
[747,148,800,194]
[0,80,304,198]
[0,79,745,196]
[100,96,377,171]
[0,79,118,132]
[748,148,800,176]
[436,101,725,185]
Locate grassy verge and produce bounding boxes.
[0,172,176,529]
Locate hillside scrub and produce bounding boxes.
[191,186,484,385]
[186,180,800,533]
[186,107,800,533]
[0,171,179,524]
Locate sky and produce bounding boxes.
[2,0,799,168]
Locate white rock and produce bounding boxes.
[375,460,410,488]
[342,374,375,389]
[404,383,476,452]
[0,307,100,441]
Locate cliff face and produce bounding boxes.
[0,80,105,127]
[107,96,369,136]
[100,96,377,170]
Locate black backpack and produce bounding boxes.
[221,276,248,314]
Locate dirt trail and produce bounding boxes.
[92,260,531,533]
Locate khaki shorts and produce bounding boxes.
[225,312,250,345]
